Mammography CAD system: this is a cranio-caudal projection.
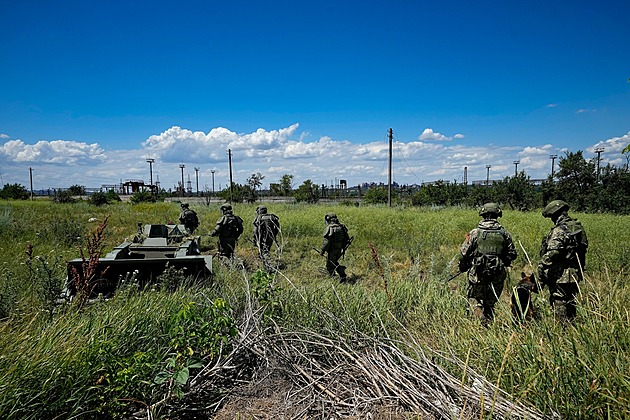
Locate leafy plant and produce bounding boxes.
[24,243,65,320]
[155,298,238,399]
[251,270,282,321]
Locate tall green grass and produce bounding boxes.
[0,200,628,418]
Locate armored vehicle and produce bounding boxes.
[64,223,212,299]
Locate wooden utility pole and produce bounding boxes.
[211,169,216,195]
[146,159,154,190]
[29,167,33,200]
[194,167,199,195]
[179,164,185,197]
[388,128,393,207]
[594,147,604,181]
[228,149,234,203]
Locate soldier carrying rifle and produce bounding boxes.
[319,213,353,283]
[537,200,588,322]
[458,203,517,326]
[253,205,281,263]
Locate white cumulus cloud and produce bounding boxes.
[418,128,462,141]
[143,124,300,162]
[0,139,106,164]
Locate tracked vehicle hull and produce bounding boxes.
[65,224,212,298]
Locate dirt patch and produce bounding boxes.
[212,373,302,419]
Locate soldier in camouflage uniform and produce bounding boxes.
[537,200,588,322]
[320,213,351,282]
[178,203,199,234]
[459,203,517,326]
[210,204,244,259]
[253,205,280,260]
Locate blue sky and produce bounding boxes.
[1,0,629,192]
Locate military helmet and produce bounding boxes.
[542,200,569,218]
[479,203,502,218]
[324,212,338,223]
[220,203,232,214]
[256,205,268,214]
[181,203,189,208]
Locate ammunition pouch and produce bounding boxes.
[558,267,581,284]
[473,254,505,279]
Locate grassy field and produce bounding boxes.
[0,200,628,418]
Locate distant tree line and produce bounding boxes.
[408,150,630,213]
[3,148,630,213]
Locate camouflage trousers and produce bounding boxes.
[467,276,505,325]
[255,236,274,259]
[548,282,579,322]
[325,248,347,281]
[218,236,237,259]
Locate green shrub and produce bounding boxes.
[364,186,390,204]
[130,190,156,204]
[52,189,76,204]
[0,183,29,200]
[88,191,109,206]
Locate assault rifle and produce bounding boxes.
[341,236,354,259]
[444,270,464,283]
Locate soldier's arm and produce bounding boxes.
[210,217,224,236]
[540,227,568,266]
[321,227,331,254]
[458,230,476,272]
[504,232,517,266]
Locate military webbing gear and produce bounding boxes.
[179,207,199,233]
[538,211,587,322]
[539,214,587,285]
[472,227,510,277]
[258,214,279,236]
[321,218,350,281]
[476,227,506,255]
[226,214,244,238]
[459,219,516,284]
[459,216,516,326]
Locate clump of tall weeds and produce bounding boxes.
[24,242,65,320]
[69,217,109,308]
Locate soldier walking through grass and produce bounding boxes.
[320,213,351,283]
[253,205,280,263]
[178,203,199,234]
[537,200,588,322]
[459,203,517,326]
[210,204,244,259]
